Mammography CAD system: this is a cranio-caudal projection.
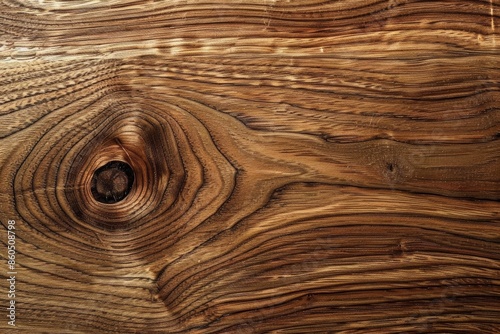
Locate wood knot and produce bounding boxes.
[392,239,412,257]
[91,161,134,203]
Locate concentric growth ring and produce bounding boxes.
[13,87,236,266]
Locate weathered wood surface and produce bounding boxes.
[1,0,499,333]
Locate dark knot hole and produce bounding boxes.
[91,161,134,204]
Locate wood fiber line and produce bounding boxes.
[0,0,499,333]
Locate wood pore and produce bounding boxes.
[0,0,499,333]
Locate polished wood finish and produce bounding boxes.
[1,0,499,332]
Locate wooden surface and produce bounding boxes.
[1,0,499,333]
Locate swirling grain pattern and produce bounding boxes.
[0,0,499,333]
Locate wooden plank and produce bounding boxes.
[1,0,499,332]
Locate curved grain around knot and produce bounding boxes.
[0,0,499,333]
[1,59,241,332]
[13,66,237,246]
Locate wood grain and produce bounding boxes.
[0,0,499,333]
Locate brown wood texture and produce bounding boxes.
[1,0,499,333]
